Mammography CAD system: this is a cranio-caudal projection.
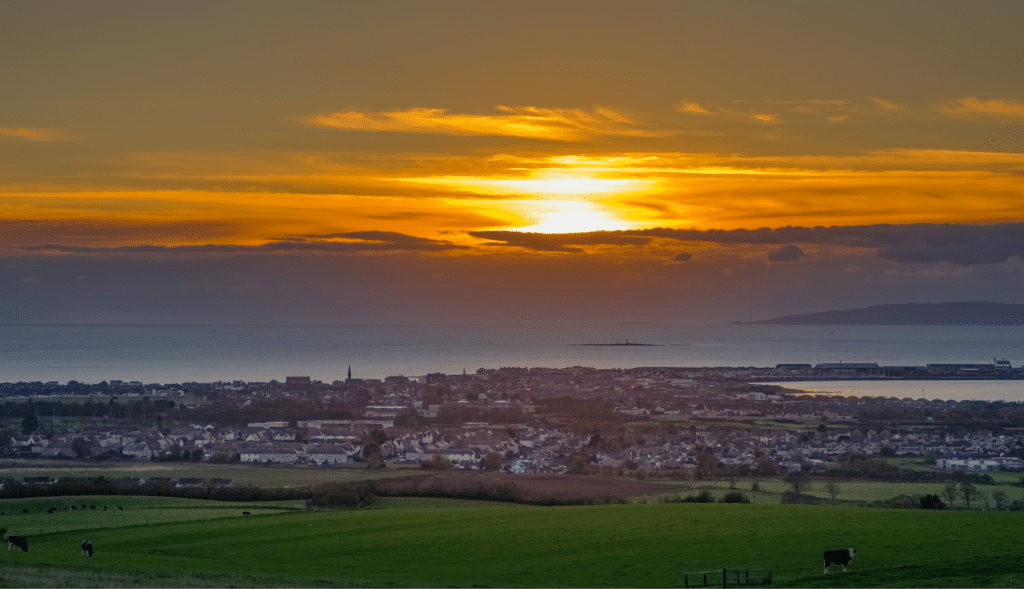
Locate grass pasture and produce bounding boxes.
[1,459,419,488]
[0,495,304,536]
[1,496,1022,587]
[681,478,1024,507]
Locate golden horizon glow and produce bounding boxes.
[4,148,1024,249]
[395,168,658,233]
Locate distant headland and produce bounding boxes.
[738,301,1024,326]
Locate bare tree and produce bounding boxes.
[942,481,959,507]
[992,489,1008,510]
[481,452,503,471]
[960,481,978,508]
[825,480,841,503]
[784,471,811,494]
[978,489,990,510]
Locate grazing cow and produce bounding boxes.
[81,540,94,557]
[823,548,856,573]
[8,536,29,553]
[117,506,123,511]
[242,511,251,515]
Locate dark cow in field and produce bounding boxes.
[823,548,856,573]
[8,536,29,552]
[82,540,94,557]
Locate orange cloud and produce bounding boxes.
[0,126,71,141]
[299,106,669,141]
[868,97,902,111]
[677,101,711,114]
[7,144,1024,251]
[936,97,1024,121]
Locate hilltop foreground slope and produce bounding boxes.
[0,496,1021,588]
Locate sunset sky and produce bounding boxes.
[3,1,1023,325]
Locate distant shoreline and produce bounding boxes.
[739,301,1024,326]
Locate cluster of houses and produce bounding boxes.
[8,418,1023,475]
[4,363,1024,476]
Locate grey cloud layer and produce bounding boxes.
[22,232,467,254]
[15,224,1024,267]
[767,245,804,263]
[468,231,653,253]
[468,223,1024,266]
[629,224,1024,266]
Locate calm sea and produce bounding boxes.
[771,380,1024,403]
[1,324,1022,400]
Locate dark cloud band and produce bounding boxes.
[628,223,1024,266]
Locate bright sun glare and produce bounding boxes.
[398,169,654,234]
[500,172,650,233]
[511,199,633,233]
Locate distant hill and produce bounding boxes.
[739,302,1024,326]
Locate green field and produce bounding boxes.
[1,459,419,488]
[1,495,1022,587]
[678,478,1024,507]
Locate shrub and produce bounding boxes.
[720,491,750,503]
[420,455,453,470]
[683,490,715,503]
[307,482,375,509]
[920,494,945,509]
[374,475,524,504]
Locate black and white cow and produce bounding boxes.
[82,540,94,557]
[8,535,29,553]
[823,548,855,573]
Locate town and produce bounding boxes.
[3,360,1023,478]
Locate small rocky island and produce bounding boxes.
[575,340,664,347]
